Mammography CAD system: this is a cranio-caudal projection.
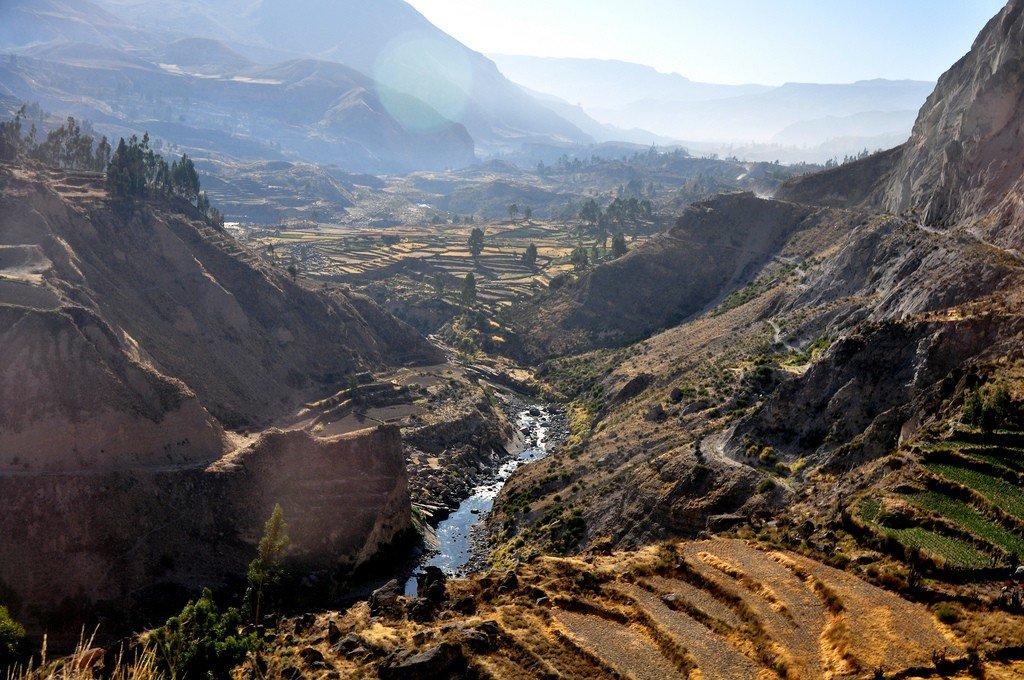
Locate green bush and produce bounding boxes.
[964,386,1016,432]
[934,605,961,624]
[149,590,259,680]
[0,605,26,669]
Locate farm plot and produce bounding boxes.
[551,609,685,680]
[900,491,1024,557]
[958,446,1024,474]
[925,462,1024,522]
[681,539,827,679]
[883,526,991,568]
[775,552,961,672]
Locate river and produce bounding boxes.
[405,404,554,595]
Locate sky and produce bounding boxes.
[405,0,1007,85]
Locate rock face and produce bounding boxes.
[780,0,1024,246]
[880,0,1024,233]
[0,426,409,639]
[0,166,431,639]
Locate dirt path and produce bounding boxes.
[768,319,800,353]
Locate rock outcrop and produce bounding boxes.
[780,0,1024,247]
[0,166,431,640]
[0,426,409,640]
[880,0,1024,234]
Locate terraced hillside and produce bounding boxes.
[258,539,1024,679]
[852,424,1024,573]
[243,219,653,335]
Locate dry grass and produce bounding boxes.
[4,632,158,680]
[696,552,788,615]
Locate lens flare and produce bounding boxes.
[374,31,473,132]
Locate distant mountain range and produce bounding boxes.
[0,0,605,171]
[491,54,935,156]
[0,0,938,171]
[92,0,595,152]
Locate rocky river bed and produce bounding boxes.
[405,397,566,594]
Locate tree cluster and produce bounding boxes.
[0,108,224,228]
[964,386,1016,432]
[0,107,109,170]
[578,197,653,239]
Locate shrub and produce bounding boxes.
[759,447,777,465]
[934,605,961,624]
[0,605,26,669]
[757,478,775,494]
[148,590,259,680]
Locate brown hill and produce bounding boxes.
[492,0,1024,569]
[0,164,437,639]
[513,192,830,360]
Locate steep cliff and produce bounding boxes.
[0,426,409,640]
[0,165,431,639]
[780,0,1024,247]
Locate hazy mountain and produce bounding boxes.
[524,88,681,147]
[0,43,477,173]
[94,0,594,153]
[490,54,934,156]
[0,0,155,50]
[592,79,934,144]
[770,109,919,147]
[490,54,772,110]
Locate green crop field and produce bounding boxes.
[925,463,1024,521]
[900,491,1024,557]
[860,497,881,523]
[881,525,991,569]
[958,447,1024,475]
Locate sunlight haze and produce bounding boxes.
[407,0,1006,84]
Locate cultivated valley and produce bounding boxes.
[2,1,1024,679]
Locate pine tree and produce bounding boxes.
[522,243,538,269]
[244,504,290,622]
[461,272,477,306]
[611,232,628,258]
[468,227,485,258]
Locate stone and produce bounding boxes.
[645,403,667,422]
[418,566,447,605]
[369,579,403,618]
[299,647,325,666]
[332,633,362,655]
[499,571,519,592]
[407,597,438,623]
[450,596,477,615]
[377,643,467,680]
[326,620,342,646]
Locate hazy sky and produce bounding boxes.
[405,0,1006,85]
